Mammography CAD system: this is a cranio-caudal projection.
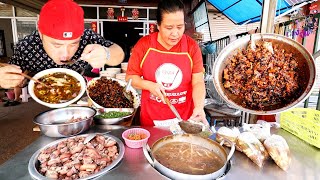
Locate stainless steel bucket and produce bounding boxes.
[213,33,317,114]
[143,134,235,180]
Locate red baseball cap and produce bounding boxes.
[38,0,84,40]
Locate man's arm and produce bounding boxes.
[106,43,125,66]
[87,29,125,66]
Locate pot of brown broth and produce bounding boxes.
[143,134,235,180]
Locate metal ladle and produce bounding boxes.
[178,121,203,134]
[84,131,111,144]
[123,79,132,101]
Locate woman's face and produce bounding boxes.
[157,10,185,49]
[41,33,81,65]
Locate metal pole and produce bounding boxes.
[260,0,278,33]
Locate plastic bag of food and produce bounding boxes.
[237,132,269,168]
[216,126,240,147]
[264,135,291,171]
[242,123,271,142]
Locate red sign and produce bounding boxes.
[149,23,156,34]
[91,22,97,32]
[118,16,128,22]
[309,4,318,10]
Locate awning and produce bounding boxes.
[207,0,314,25]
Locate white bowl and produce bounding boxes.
[28,68,86,108]
[100,71,117,78]
[121,62,128,68]
[116,73,126,78]
[87,77,140,109]
[106,68,121,73]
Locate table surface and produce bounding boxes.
[0,125,319,180]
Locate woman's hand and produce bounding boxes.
[189,107,208,126]
[0,65,24,89]
[81,44,108,68]
[147,82,166,103]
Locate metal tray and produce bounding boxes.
[28,134,125,180]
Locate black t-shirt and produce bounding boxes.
[9,29,113,75]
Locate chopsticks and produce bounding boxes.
[0,63,51,88]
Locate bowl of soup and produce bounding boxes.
[28,68,86,108]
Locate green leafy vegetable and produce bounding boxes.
[96,111,131,119]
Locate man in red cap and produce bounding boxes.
[0,0,124,90]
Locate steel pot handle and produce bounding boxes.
[142,143,155,167]
[219,139,235,162]
[313,50,320,59]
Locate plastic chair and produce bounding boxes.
[20,87,30,102]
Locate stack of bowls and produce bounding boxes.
[116,73,126,81]
[100,68,121,78]
[121,63,128,73]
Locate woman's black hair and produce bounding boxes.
[156,0,184,25]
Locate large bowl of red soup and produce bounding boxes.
[28,68,86,108]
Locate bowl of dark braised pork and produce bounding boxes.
[28,133,125,180]
[86,77,140,109]
[28,68,86,108]
[213,33,317,114]
[33,106,96,137]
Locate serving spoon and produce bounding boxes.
[123,79,133,101]
[84,131,111,144]
[178,121,203,134]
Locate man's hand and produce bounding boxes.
[189,107,208,125]
[81,44,108,68]
[0,65,24,89]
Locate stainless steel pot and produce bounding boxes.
[213,33,317,114]
[33,106,96,137]
[28,134,125,180]
[143,134,235,180]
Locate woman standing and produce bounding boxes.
[126,0,207,126]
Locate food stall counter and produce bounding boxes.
[0,125,319,180]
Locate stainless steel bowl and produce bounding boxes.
[213,33,317,114]
[94,108,135,125]
[28,134,125,180]
[33,106,96,137]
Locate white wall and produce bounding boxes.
[208,12,260,41]
[207,12,289,41]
